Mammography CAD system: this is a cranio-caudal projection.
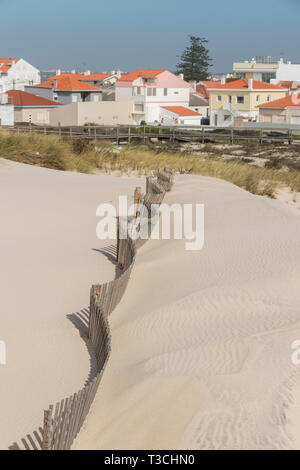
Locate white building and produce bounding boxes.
[271,59,300,84]
[115,69,191,124]
[0,58,40,93]
[160,106,202,125]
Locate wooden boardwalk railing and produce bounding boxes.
[3,124,300,145]
[22,169,174,451]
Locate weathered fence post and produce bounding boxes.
[230,128,234,145]
[42,406,53,450]
[116,216,120,264]
[134,187,142,218]
[146,176,152,196]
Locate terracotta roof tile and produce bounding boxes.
[0,58,20,73]
[36,76,100,91]
[206,78,286,90]
[162,106,201,116]
[5,90,62,106]
[118,69,165,82]
[259,94,300,108]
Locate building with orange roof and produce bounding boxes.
[208,78,288,127]
[160,106,202,125]
[25,75,102,106]
[258,94,300,125]
[116,69,191,124]
[0,58,40,93]
[4,89,62,125]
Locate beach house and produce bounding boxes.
[5,89,62,125]
[258,94,300,125]
[208,79,288,127]
[0,58,40,93]
[25,75,102,105]
[115,69,195,124]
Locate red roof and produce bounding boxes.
[162,106,201,117]
[36,76,100,91]
[206,78,286,90]
[277,80,300,91]
[81,73,115,81]
[259,94,300,108]
[5,90,62,106]
[118,69,165,82]
[0,58,20,73]
[49,73,114,82]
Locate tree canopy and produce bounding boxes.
[177,35,212,82]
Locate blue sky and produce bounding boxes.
[0,0,299,73]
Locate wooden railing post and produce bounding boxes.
[42,406,53,450]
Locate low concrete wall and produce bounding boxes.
[49,101,135,127]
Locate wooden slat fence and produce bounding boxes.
[37,169,174,450]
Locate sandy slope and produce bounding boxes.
[73,174,300,450]
[0,158,142,450]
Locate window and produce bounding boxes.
[164,88,168,96]
[137,87,141,95]
[229,96,232,104]
[134,104,144,112]
[267,95,271,102]
[93,95,100,102]
[113,115,118,120]
[147,88,156,97]
[72,95,78,103]
[236,73,246,79]
[261,73,276,83]
[217,96,222,102]
[224,114,231,121]
[256,95,260,102]
[37,112,46,121]
[237,96,245,104]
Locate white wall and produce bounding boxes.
[159,107,201,126]
[0,59,40,93]
[273,63,300,83]
[0,105,14,126]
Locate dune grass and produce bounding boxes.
[1,129,299,197]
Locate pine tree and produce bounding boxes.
[177,36,212,82]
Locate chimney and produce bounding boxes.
[84,70,91,76]
[56,69,61,76]
[179,73,184,81]
[248,79,253,90]
[71,69,76,74]
[189,80,196,92]
[221,76,226,85]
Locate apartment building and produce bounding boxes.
[233,56,300,84]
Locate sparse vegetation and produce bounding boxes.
[0,128,300,198]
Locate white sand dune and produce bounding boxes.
[73,174,300,450]
[0,158,142,450]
